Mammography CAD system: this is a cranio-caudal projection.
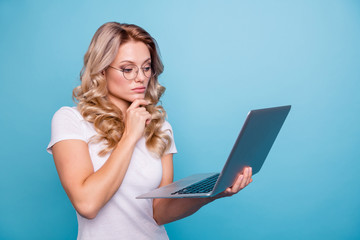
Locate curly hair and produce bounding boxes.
[73,22,171,157]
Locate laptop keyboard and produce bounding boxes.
[171,173,220,195]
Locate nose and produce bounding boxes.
[134,68,146,83]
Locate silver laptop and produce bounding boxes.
[136,105,291,199]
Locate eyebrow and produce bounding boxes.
[119,57,151,64]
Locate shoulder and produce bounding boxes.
[48,106,88,154]
[50,106,86,132]
[161,120,177,154]
[161,120,174,132]
[52,106,83,121]
[161,120,175,138]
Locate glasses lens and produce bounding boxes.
[121,64,154,80]
[122,65,137,80]
[142,65,153,78]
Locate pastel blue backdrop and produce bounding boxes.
[0,0,359,239]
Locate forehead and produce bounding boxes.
[113,41,150,64]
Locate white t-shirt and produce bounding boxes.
[47,106,177,240]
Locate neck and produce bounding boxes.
[107,95,131,115]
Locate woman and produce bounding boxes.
[47,22,253,239]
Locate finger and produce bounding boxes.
[138,110,151,117]
[239,167,250,189]
[244,167,252,186]
[144,113,152,124]
[214,190,229,199]
[231,174,244,193]
[136,111,152,123]
[133,107,147,113]
[130,107,151,118]
[224,187,233,196]
[127,99,149,111]
[131,111,150,121]
[246,167,252,185]
[227,188,234,196]
[127,108,146,119]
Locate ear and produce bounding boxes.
[102,70,105,75]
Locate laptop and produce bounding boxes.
[136,105,291,199]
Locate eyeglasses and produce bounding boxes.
[108,64,155,80]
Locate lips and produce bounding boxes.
[131,87,146,93]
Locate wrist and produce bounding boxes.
[119,132,138,148]
[197,197,215,206]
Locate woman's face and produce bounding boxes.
[105,40,151,111]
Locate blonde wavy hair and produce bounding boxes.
[73,22,171,157]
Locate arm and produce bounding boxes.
[153,154,253,225]
[52,99,151,219]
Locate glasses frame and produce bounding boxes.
[107,64,155,81]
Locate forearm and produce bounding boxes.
[76,135,136,218]
[152,167,254,225]
[153,197,216,225]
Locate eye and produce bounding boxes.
[143,66,151,72]
[122,65,135,73]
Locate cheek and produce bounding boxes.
[145,78,152,88]
[107,74,128,91]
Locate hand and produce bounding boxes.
[123,99,152,142]
[214,167,253,199]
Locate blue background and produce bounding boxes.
[1,0,359,239]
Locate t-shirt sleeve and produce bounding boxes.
[162,120,177,155]
[47,107,87,154]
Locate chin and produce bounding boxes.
[129,95,146,102]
